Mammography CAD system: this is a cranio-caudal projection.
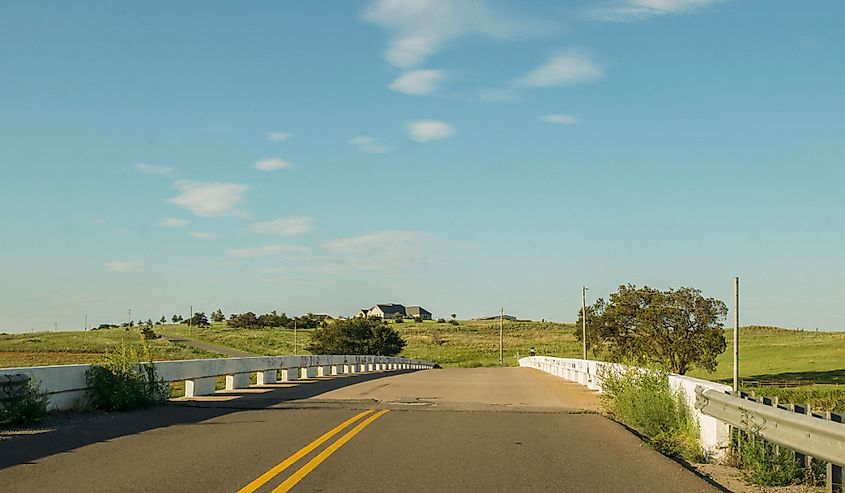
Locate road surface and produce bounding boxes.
[0,368,723,492]
[160,334,257,357]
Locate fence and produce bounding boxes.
[1,354,435,411]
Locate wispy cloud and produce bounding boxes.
[188,231,217,240]
[105,261,141,273]
[167,181,249,218]
[589,0,726,22]
[228,244,310,258]
[407,120,456,142]
[349,136,393,153]
[389,69,444,95]
[159,217,190,228]
[267,131,291,142]
[541,114,579,125]
[516,50,603,87]
[361,0,551,69]
[134,163,175,176]
[250,217,314,237]
[255,158,293,171]
[323,230,433,273]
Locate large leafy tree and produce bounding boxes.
[576,285,727,375]
[307,318,406,356]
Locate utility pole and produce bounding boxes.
[128,309,131,328]
[733,277,740,393]
[189,305,193,334]
[499,307,504,366]
[85,314,88,331]
[294,319,298,354]
[581,286,588,360]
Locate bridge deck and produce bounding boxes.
[0,368,721,492]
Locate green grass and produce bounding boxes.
[686,325,845,384]
[0,328,219,368]
[160,319,580,368]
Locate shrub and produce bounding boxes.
[413,316,422,323]
[436,318,446,324]
[307,318,406,356]
[448,319,459,326]
[85,338,168,412]
[0,381,49,426]
[729,429,806,486]
[599,366,703,462]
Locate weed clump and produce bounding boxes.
[0,380,49,426]
[600,366,703,462]
[85,337,168,412]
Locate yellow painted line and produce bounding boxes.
[271,409,391,493]
[236,409,374,493]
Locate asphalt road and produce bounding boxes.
[159,334,257,357]
[0,368,724,492]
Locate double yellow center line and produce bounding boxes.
[237,409,390,493]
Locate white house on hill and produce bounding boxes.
[358,304,432,320]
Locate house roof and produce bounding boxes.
[372,304,406,316]
[406,305,431,316]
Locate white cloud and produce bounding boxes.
[267,131,291,142]
[361,0,551,68]
[255,158,293,171]
[250,217,314,236]
[323,230,433,273]
[228,244,310,258]
[134,163,175,176]
[389,69,444,95]
[541,114,579,125]
[167,181,249,218]
[105,261,141,273]
[590,0,726,21]
[407,119,456,142]
[515,50,603,87]
[188,231,217,240]
[159,217,190,228]
[349,136,393,153]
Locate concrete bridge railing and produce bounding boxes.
[1,355,435,411]
[519,356,731,458]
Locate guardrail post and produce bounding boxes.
[281,367,299,381]
[791,404,810,468]
[301,367,318,379]
[225,373,250,390]
[185,377,216,397]
[829,412,843,493]
[317,365,332,377]
[256,370,277,385]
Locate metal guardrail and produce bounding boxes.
[696,386,844,492]
[1,373,31,401]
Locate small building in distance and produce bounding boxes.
[358,303,432,320]
[405,305,432,320]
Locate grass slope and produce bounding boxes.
[0,329,219,368]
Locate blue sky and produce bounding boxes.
[1,0,844,332]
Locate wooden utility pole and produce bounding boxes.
[499,307,504,366]
[189,305,193,333]
[294,319,298,354]
[733,277,740,393]
[581,286,587,360]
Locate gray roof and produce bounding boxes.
[406,306,431,316]
[373,304,406,316]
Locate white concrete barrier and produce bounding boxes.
[2,354,435,410]
[519,356,730,459]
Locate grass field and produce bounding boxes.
[3,322,843,382]
[0,329,219,368]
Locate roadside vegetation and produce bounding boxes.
[0,380,49,427]
[85,337,169,412]
[599,366,702,462]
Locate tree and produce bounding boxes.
[186,312,210,328]
[159,316,166,324]
[393,312,404,324]
[229,312,259,329]
[172,314,183,323]
[576,285,727,375]
[306,318,406,356]
[211,309,225,323]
